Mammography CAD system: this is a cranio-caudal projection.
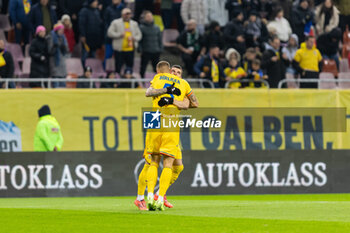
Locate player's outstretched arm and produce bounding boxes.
[188,93,199,108]
[146,83,181,97]
[145,87,167,97]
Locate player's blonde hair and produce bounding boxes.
[156,61,171,73]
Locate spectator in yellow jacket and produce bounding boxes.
[293,36,323,88]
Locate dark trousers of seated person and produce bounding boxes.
[300,71,319,88]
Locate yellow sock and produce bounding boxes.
[169,165,184,187]
[146,162,159,194]
[137,163,150,196]
[159,167,173,197]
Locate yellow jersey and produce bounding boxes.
[122,22,133,52]
[147,72,192,158]
[224,67,246,88]
[150,73,193,109]
[294,46,322,72]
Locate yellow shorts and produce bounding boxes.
[144,131,182,160]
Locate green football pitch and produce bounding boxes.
[0,194,349,233]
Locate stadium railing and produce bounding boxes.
[2,78,215,89]
[277,79,350,89]
[224,79,270,88]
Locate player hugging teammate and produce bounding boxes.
[134,61,199,211]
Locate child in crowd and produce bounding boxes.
[61,15,75,54]
[224,55,246,88]
[77,66,96,88]
[118,67,139,88]
[282,34,299,76]
[247,59,268,88]
[100,72,118,88]
[242,48,257,73]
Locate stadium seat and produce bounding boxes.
[105,58,115,72]
[319,72,337,89]
[13,60,22,77]
[20,57,31,78]
[86,58,107,79]
[142,72,155,88]
[285,73,299,89]
[133,56,141,73]
[0,14,12,31]
[5,43,24,62]
[72,43,82,58]
[65,58,84,76]
[0,30,6,42]
[162,29,179,48]
[24,44,30,57]
[340,59,349,73]
[66,73,78,88]
[338,72,350,89]
[145,72,155,80]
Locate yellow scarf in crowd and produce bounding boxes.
[211,59,219,83]
[23,0,31,14]
[0,52,6,68]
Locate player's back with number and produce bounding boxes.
[151,73,192,108]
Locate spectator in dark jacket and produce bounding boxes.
[224,11,246,55]
[194,45,225,88]
[177,19,203,76]
[77,66,96,88]
[103,0,124,61]
[30,0,57,33]
[29,26,50,87]
[100,71,118,88]
[59,0,85,21]
[118,67,138,88]
[139,11,162,79]
[58,0,85,41]
[317,27,341,69]
[161,0,173,29]
[202,21,225,55]
[244,11,269,49]
[225,0,244,20]
[0,40,15,88]
[261,36,287,88]
[104,0,124,40]
[79,0,103,66]
[9,0,32,45]
[291,0,315,44]
[134,0,153,22]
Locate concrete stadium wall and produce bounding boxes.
[0,150,349,197]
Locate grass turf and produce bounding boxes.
[0,194,349,233]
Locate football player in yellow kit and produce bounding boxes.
[145,61,197,211]
[134,63,198,211]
